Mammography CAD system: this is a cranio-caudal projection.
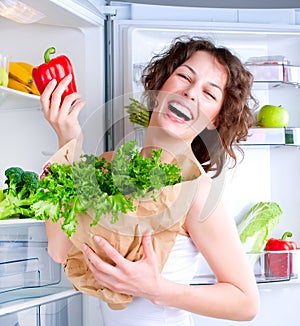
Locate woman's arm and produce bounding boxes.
[155,195,260,321]
[153,175,259,320]
[45,218,73,263]
[40,75,85,262]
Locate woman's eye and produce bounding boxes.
[205,91,216,100]
[178,73,190,81]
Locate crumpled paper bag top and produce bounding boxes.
[43,139,207,310]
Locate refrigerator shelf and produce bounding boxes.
[0,218,44,226]
[245,63,300,88]
[0,285,79,317]
[133,126,300,146]
[241,127,300,146]
[0,240,61,295]
[0,86,41,111]
[0,222,61,296]
[191,249,300,285]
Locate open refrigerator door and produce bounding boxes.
[0,0,108,325]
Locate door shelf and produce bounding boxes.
[0,285,79,316]
[0,218,80,317]
[0,219,61,297]
[241,127,300,146]
[0,218,43,227]
[191,249,300,286]
[245,63,300,88]
[0,86,41,111]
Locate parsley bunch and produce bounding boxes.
[32,141,183,237]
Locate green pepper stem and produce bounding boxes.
[281,231,293,240]
[44,47,56,64]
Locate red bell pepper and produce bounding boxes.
[32,47,77,101]
[265,231,297,278]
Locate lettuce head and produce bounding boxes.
[237,201,282,253]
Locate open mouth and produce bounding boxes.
[168,102,192,121]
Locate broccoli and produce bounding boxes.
[4,167,24,195]
[19,171,39,200]
[0,167,39,220]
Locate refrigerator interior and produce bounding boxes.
[112,18,300,238]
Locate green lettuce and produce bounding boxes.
[237,201,282,253]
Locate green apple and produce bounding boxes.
[0,67,8,87]
[257,104,289,128]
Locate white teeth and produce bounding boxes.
[169,102,192,121]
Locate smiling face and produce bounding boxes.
[149,50,228,143]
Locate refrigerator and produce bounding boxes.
[0,0,300,325]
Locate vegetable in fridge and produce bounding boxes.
[0,167,39,219]
[265,231,297,277]
[237,201,282,254]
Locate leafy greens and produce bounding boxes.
[237,201,282,253]
[0,141,183,238]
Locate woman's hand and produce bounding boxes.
[82,234,163,301]
[40,74,85,148]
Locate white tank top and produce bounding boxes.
[99,234,201,326]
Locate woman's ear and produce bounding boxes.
[207,116,220,130]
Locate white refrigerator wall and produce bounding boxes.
[0,5,106,325]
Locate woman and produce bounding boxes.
[40,36,259,325]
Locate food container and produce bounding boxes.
[245,63,300,85]
[285,128,300,145]
[245,55,289,65]
[252,250,298,282]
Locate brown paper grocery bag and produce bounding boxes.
[43,139,203,310]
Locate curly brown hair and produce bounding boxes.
[141,36,257,177]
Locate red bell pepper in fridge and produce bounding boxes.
[32,47,77,101]
[265,231,297,278]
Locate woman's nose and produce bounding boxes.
[183,87,196,102]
